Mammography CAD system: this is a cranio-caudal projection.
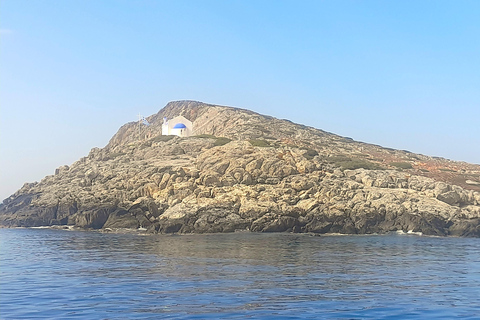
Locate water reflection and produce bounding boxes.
[1,229,480,319]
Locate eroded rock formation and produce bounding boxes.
[1,101,480,236]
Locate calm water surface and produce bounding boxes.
[1,228,479,319]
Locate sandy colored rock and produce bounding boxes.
[1,100,480,237]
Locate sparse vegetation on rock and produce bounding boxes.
[390,162,413,170]
[248,139,271,147]
[214,137,232,146]
[1,100,480,237]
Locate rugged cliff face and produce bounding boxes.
[2,101,480,236]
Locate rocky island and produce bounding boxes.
[1,101,480,236]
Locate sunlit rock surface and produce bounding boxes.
[2,101,480,236]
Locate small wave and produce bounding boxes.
[395,230,423,236]
[30,225,75,231]
[407,230,423,236]
[323,232,352,236]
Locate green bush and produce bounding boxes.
[254,125,272,134]
[327,156,352,163]
[304,149,318,160]
[195,134,216,139]
[214,137,232,146]
[249,139,271,147]
[182,134,231,146]
[335,159,383,170]
[390,162,413,169]
[439,168,456,172]
[151,135,175,142]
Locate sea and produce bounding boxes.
[1,228,479,319]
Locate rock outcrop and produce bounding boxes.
[1,100,480,236]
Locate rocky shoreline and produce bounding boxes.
[0,224,438,238]
[1,101,479,237]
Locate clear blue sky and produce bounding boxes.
[1,0,479,201]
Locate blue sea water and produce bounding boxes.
[1,229,480,319]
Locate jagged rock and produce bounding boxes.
[103,209,138,229]
[1,100,480,237]
[55,165,69,175]
[437,191,461,206]
[73,207,113,229]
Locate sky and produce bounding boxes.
[1,0,479,201]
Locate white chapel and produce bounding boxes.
[162,115,193,137]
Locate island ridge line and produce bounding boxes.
[1,100,479,236]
